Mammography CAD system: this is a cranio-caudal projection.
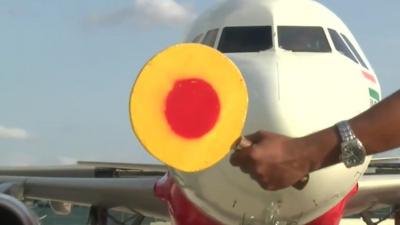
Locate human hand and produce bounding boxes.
[230,131,315,191]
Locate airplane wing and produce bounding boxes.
[345,157,400,217]
[3,158,400,223]
[0,161,169,220]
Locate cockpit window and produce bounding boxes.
[217,26,272,53]
[278,26,331,52]
[192,33,203,43]
[340,34,369,69]
[202,29,219,47]
[328,29,358,63]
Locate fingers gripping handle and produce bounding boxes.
[234,136,310,191]
[292,174,310,190]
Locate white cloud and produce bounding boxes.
[89,0,196,28]
[0,126,30,140]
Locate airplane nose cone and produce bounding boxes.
[170,52,373,225]
[228,53,283,134]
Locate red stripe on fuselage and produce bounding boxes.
[154,173,223,225]
[307,185,358,225]
[362,71,377,83]
[155,173,358,225]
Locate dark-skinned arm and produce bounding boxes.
[230,90,400,190]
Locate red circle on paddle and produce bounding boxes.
[165,78,220,139]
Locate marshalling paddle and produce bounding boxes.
[129,43,247,172]
[129,43,308,189]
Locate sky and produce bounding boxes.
[0,0,399,166]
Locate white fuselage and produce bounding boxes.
[171,0,381,224]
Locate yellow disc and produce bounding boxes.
[129,43,248,172]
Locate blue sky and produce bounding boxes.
[0,0,399,166]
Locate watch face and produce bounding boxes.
[342,139,366,167]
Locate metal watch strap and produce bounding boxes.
[336,121,355,142]
[336,120,366,168]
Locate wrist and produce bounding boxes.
[300,126,341,172]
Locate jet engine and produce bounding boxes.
[0,193,38,225]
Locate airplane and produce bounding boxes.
[0,0,399,225]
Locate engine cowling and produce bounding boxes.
[0,193,38,225]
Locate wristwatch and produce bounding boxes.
[336,121,366,168]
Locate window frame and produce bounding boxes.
[202,29,219,47]
[328,28,358,64]
[340,33,369,69]
[277,26,332,53]
[217,26,273,53]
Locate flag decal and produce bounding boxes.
[369,88,380,102]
